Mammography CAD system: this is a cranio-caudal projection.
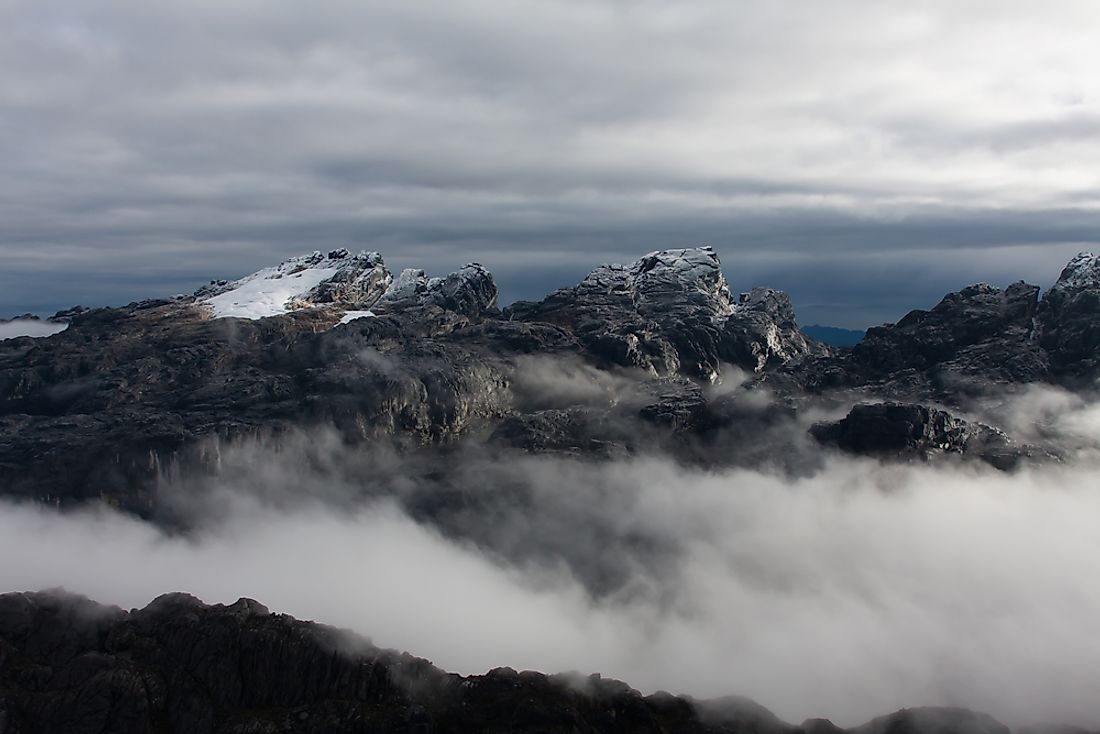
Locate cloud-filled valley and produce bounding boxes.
[3,385,1099,729]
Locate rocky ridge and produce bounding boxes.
[0,248,1098,515]
[809,402,1055,470]
[3,249,1100,732]
[0,589,1071,734]
[193,248,497,323]
[506,247,825,379]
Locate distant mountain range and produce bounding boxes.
[800,324,865,346]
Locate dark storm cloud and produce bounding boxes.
[2,0,1098,325]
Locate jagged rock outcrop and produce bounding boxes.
[375,263,498,318]
[0,590,1040,734]
[723,287,823,373]
[507,247,824,380]
[790,255,1100,400]
[799,281,1048,397]
[1038,252,1100,380]
[809,402,1052,469]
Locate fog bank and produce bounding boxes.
[2,449,1099,728]
[0,319,68,340]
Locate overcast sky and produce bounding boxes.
[2,0,1098,327]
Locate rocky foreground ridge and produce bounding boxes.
[1,246,1099,512]
[0,589,1080,734]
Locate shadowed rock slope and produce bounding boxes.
[0,590,1055,734]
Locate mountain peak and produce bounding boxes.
[193,250,499,323]
[1050,251,1100,293]
[195,249,391,320]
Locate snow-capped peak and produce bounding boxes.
[195,250,498,323]
[1050,252,1100,293]
[579,246,734,320]
[196,249,391,320]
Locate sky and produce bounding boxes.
[2,0,1099,328]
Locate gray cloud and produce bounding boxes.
[2,0,1099,325]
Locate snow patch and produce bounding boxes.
[197,249,389,321]
[202,265,340,319]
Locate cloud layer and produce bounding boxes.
[0,318,68,339]
[2,1,1099,325]
[3,387,1100,729]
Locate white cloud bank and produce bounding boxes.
[2,453,1099,729]
[0,319,68,339]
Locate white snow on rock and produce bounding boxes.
[0,319,69,340]
[1051,252,1100,292]
[197,249,390,320]
[202,265,340,320]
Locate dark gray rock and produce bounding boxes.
[0,590,1077,734]
[1038,252,1100,381]
[810,402,1053,469]
[0,590,782,734]
[722,287,827,374]
[507,247,824,380]
[846,281,1048,395]
[374,263,498,318]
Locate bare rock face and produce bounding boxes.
[723,287,825,373]
[375,263,497,318]
[507,247,824,380]
[854,282,1046,387]
[1038,252,1100,381]
[809,402,1053,469]
[300,249,392,307]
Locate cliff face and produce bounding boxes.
[0,590,1029,734]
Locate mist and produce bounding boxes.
[3,385,1100,729]
[0,319,68,339]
